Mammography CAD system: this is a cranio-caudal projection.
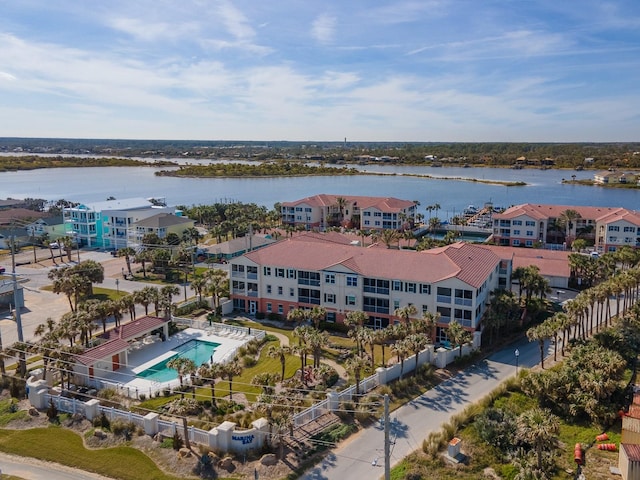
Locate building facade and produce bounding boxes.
[63,197,176,249]
[229,233,507,342]
[281,194,417,231]
[492,203,640,252]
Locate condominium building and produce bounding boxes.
[63,197,176,249]
[280,194,417,231]
[229,233,507,342]
[492,203,640,252]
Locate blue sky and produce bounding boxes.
[0,0,639,142]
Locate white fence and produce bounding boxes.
[31,385,269,454]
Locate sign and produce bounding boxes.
[232,434,255,445]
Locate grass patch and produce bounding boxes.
[0,427,183,480]
[0,400,27,426]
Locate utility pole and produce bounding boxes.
[11,233,26,377]
[384,394,390,480]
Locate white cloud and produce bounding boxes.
[311,14,336,44]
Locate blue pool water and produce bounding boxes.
[137,339,220,383]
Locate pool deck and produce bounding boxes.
[100,328,250,397]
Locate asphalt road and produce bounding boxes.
[0,452,113,480]
[302,337,550,480]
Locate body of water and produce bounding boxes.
[0,164,638,216]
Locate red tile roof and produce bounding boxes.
[623,443,640,462]
[281,194,415,212]
[244,237,500,288]
[100,316,168,342]
[495,203,640,223]
[483,246,571,279]
[75,338,130,366]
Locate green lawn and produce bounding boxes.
[0,427,185,480]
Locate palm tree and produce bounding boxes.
[268,344,291,381]
[160,284,180,318]
[220,359,243,400]
[558,209,581,247]
[345,354,369,400]
[190,273,207,303]
[380,229,400,249]
[167,357,197,389]
[448,320,472,358]
[526,323,552,369]
[391,339,409,379]
[204,268,228,314]
[335,196,347,226]
[394,304,417,324]
[197,362,223,405]
[135,249,153,278]
[118,247,136,277]
[515,407,559,472]
[405,333,428,374]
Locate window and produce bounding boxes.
[405,282,416,293]
[512,220,522,226]
[513,239,520,246]
[276,268,285,278]
[298,271,320,286]
[609,236,618,242]
[525,240,533,246]
[624,226,636,232]
[266,303,272,313]
[436,306,451,323]
[263,266,271,276]
[422,305,429,314]
[278,286,283,295]
[363,297,389,314]
[420,284,431,295]
[392,280,402,291]
[526,230,534,236]
[437,287,452,303]
[287,269,296,279]
[305,207,312,212]
[513,229,520,235]
[290,288,295,297]
[295,207,303,212]
[454,308,473,327]
[609,225,620,232]
[393,300,400,310]
[346,276,358,287]
[326,312,336,323]
[278,304,283,314]
[363,211,371,216]
[454,289,473,306]
[364,220,370,225]
[325,273,336,284]
[374,212,382,217]
[324,293,336,303]
[298,288,320,305]
[266,285,272,294]
[231,264,245,274]
[525,220,536,226]
[374,221,381,226]
[346,295,356,306]
[364,278,390,295]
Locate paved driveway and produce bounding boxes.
[302,338,550,480]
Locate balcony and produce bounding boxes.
[454,298,473,307]
[437,295,452,303]
[231,271,245,278]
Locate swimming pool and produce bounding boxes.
[137,339,221,383]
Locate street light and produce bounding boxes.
[115,278,120,294]
[515,349,520,375]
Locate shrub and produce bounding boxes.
[160,437,174,449]
[242,355,257,368]
[264,334,278,342]
[111,420,138,439]
[93,412,111,430]
[319,321,350,334]
[138,394,146,401]
[172,431,184,450]
[46,399,59,423]
[97,388,117,400]
[267,313,282,321]
[255,312,266,320]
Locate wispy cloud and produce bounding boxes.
[311,14,336,44]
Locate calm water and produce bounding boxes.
[0,164,638,215]
[137,339,219,382]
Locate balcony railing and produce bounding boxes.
[437,295,452,303]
